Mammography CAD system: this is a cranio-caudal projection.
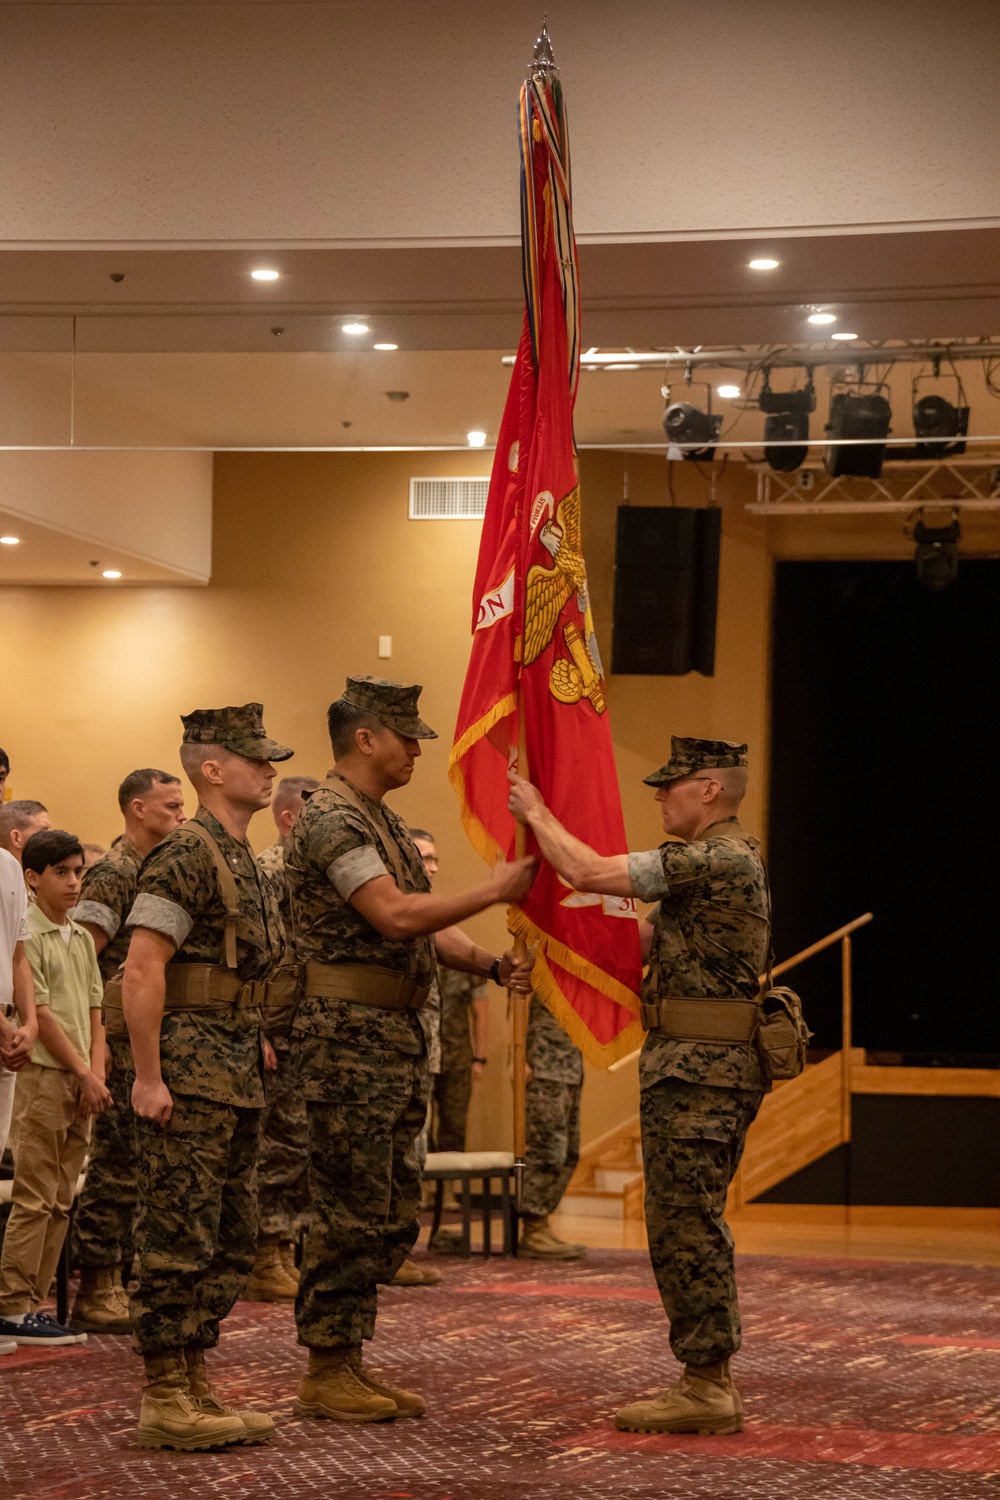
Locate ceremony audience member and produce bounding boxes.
[1,841,38,1157]
[0,746,9,800]
[0,800,51,861]
[0,831,110,1346]
[81,843,107,870]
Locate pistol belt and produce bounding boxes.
[640,995,760,1043]
[103,965,266,1026]
[304,961,430,1013]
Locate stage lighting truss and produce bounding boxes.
[747,459,1000,515]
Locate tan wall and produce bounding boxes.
[0,447,771,1146]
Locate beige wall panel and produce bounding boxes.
[0,1,997,248]
[0,448,770,1147]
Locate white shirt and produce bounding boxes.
[0,846,30,1018]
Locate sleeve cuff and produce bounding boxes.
[126,893,192,950]
[628,849,669,902]
[327,846,391,900]
[71,899,120,940]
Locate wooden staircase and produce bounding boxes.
[563,914,874,1221]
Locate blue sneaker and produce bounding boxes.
[0,1312,87,1346]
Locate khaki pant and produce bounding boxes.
[0,1063,91,1315]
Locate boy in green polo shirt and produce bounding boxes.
[0,830,111,1346]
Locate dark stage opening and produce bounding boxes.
[768,559,1000,1059]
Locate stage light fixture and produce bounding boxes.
[758,372,816,472]
[662,401,722,461]
[906,508,960,591]
[911,381,968,459]
[824,385,892,477]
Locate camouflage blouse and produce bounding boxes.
[628,817,769,1094]
[284,774,432,1059]
[73,835,143,985]
[438,966,487,1068]
[125,807,281,1108]
[527,994,583,1085]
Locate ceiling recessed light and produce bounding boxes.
[717,384,742,399]
[342,321,369,335]
[831,331,859,341]
[748,257,780,271]
[102,569,122,579]
[808,311,838,325]
[0,535,20,546]
[373,342,398,351]
[250,268,280,282]
[467,430,487,448]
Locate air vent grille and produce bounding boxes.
[409,477,490,520]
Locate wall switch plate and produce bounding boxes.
[377,635,392,659]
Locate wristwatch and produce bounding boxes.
[489,957,502,985]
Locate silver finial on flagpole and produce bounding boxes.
[530,16,558,79]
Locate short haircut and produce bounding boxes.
[0,799,48,846]
[118,767,181,814]
[22,829,83,875]
[179,741,225,781]
[408,828,434,844]
[327,700,384,759]
[82,842,107,858]
[0,747,9,772]
[273,775,320,813]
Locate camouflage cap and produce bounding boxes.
[339,675,438,740]
[181,703,294,763]
[643,736,748,787]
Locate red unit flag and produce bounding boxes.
[449,51,643,1066]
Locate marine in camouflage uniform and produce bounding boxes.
[434,965,486,1151]
[254,835,310,1290]
[520,994,586,1259]
[122,704,290,1451]
[509,736,769,1436]
[285,676,533,1423]
[71,837,144,1302]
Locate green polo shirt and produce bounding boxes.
[25,904,103,1071]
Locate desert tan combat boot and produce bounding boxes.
[389,1258,442,1286]
[293,1348,398,1423]
[71,1265,132,1334]
[184,1345,276,1445]
[614,1360,743,1435]
[347,1347,426,1418]
[519,1215,587,1261]
[244,1234,299,1302]
[135,1350,247,1451]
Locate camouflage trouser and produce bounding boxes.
[258,1039,309,1240]
[130,1094,261,1353]
[74,1034,137,1269]
[641,1077,764,1366]
[432,1054,472,1153]
[295,1038,428,1348]
[521,1076,582,1218]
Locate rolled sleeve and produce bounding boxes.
[126,893,193,950]
[628,849,669,902]
[71,899,120,940]
[327,847,390,901]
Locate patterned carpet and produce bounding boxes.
[3,1250,1000,1499]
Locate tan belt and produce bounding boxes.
[104,966,267,1017]
[304,961,430,1013]
[641,995,760,1043]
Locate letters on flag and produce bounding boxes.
[449,61,643,1067]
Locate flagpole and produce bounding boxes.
[510,696,529,1232]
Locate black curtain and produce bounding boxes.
[769,559,1000,1057]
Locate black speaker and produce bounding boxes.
[611,507,720,676]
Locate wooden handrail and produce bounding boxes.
[767,912,873,981]
[608,911,874,1074]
